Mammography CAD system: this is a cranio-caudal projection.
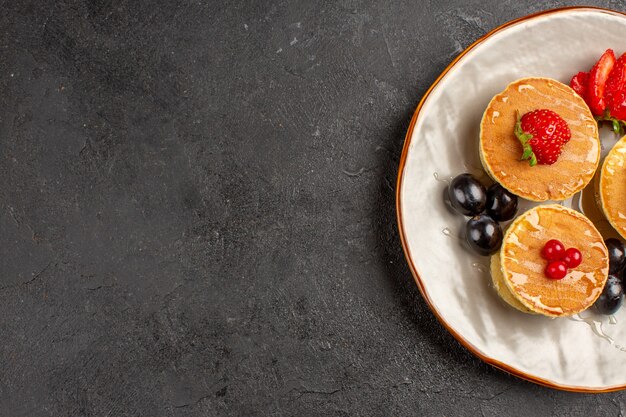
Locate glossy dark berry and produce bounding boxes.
[562,248,582,268]
[541,239,565,261]
[465,214,503,256]
[594,274,624,315]
[448,173,487,216]
[485,184,518,221]
[605,238,626,275]
[545,261,567,280]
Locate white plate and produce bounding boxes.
[397,7,626,392]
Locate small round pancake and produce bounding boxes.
[479,77,600,202]
[500,204,608,317]
[599,135,626,240]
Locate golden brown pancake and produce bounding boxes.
[497,204,608,317]
[479,77,600,202]
[599,135,626,240]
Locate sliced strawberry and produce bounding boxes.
[570,71,588,100]
[606,53,626,123]
[588,49,616,116]
[606,53,626,103]
[609,89,626,120]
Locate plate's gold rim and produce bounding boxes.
[395,6,626,393]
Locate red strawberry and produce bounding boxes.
[606,53,626,102]
[606,53,626,122]
[587,49,616,116]
[609,89,626,120]
[514,109,572,166]
[570,71,588,100]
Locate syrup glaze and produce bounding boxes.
[500,204,609,317]
[479,78,600,202]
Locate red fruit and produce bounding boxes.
[570,71,588,100]
[609,89,626,120]
[541,239,566,261]
[514,109,572,166]
[606,53,626,122]
[562,247,583,268]
[606,53,626,102]
[587,49,616,116]
[545,261,568,280]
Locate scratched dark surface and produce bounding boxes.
[2,1,626,416]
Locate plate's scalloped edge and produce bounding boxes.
[395,6,626,393]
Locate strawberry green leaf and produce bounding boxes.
[514,110,537,167]
[596,112,626,136]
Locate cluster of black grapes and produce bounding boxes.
[447,173,518,256]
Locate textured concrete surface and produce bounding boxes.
[2,1,626,416]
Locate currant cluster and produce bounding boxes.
[594,238,626,315]
[447,173,518,256]
[540,239,582,280]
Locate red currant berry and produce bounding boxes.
[562,248,582,268]
[541,239,565,261]
[545,260,568,280]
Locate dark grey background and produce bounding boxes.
[2,1,626,416]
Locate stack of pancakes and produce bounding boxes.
[491,205,608,317]
[480,77,600,202]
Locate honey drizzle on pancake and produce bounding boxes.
[500,205,608,317]
[480,78,600,202]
